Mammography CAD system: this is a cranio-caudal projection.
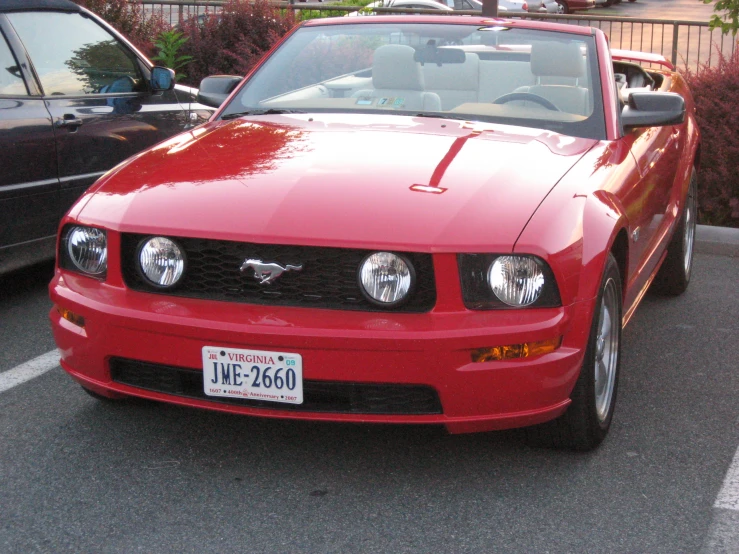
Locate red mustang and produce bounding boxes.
[50,16,699,450]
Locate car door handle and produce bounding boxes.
[56,115,83,128]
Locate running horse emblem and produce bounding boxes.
[240,258,303,285]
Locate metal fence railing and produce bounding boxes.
[134,0,737,73]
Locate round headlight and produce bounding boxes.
[488,256,545,307]
[139,237,185,287]
[359,252,413,306]
[66,226,107,275]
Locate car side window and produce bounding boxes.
[7,11,145,96]
[0,32,27,96]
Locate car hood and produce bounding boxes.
[77,114,597,252]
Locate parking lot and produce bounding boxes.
[1,251,738,553]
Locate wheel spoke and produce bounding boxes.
[683,181,696,275]
[594,278,619,423]
[595,359,607,397]
[600,306,612,343]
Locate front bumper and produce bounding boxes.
[50,267,595,434]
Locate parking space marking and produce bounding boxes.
[716,446,739,511]
[701,445,739,553]
[0,350,59,394]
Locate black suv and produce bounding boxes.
[0,0,212,274]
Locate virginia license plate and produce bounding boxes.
[202,346,303,405]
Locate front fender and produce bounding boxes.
[513,141,634,307]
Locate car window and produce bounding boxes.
[0,32,27,96]
[225,23,606,140]
[7,11,144,96]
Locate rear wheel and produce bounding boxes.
[527,254,622,451]
[554,0,569,13]
[651,168,697,296]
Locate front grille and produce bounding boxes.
[110,358,443,415]
[121,235,436,312]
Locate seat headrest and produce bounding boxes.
[372,45,425,91]
[530,42,586,79]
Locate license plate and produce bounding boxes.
[202,346,303,405]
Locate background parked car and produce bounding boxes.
[528,1,562,13]
[348,0,453,14]
[353,0,531,13]
[553,0,595,13]
[0,0,213,275]
[596,0,637,6]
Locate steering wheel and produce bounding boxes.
[493,92,560,111]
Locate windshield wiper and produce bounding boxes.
[221,109,307,120]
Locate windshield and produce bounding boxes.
[221,22,606,140]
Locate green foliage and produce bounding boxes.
[151,30,194,81]
[704,0,739,35]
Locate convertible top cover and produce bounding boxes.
[0,0,81,13]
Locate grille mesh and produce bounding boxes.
[110,358,443,415]
[121,235,436,312]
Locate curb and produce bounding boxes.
[695,225,739,257]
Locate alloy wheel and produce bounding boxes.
[594,277,619,423]
[683,180,696,277]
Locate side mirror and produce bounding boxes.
[151,66,175,92]
[621,92,685,130]
[197,75,243,108]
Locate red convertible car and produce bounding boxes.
[50,16,699,450]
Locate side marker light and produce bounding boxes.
[471,337,562,362]
[57,306,85,328]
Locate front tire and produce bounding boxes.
[554,0,569,13]
[651,168,697,296]
[527,254,622,451]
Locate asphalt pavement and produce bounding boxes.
[1,246,738,553]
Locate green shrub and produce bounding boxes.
[152,30,193,81]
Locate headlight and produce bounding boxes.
[359,252,413,306]
[65,226,107,276]
[458,254,560,309]
[488,256,545,307]
[139,237,185,287]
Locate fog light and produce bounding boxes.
[139,236,185,287]
[471,337,562,362]
[359,252,413,306]
[56,306,85,328]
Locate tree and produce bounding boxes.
[704,0,739,35]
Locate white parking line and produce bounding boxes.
[715,446,739,511]
[0,350,60,393]
[700,445,739,553]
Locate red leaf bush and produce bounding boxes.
[74,0,166,57]
[684,47,739,228]
[178,0,297,87]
